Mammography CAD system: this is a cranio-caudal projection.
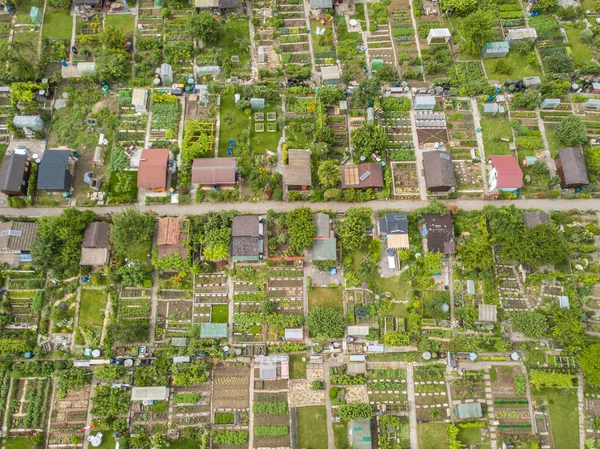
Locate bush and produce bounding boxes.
[212,431,249,445]
[494,60,512,75]
[48,0,70,7]
[338,403,373,421]
[311,380,324,390]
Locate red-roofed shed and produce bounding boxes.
[488,156,523,191]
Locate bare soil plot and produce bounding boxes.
[213,364,251,409]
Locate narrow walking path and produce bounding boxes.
[323,360,335,449]
[536,107,558,178]
[578,371,585,449]
[405,365,419,449]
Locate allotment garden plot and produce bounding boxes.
[413,365,450,422]
[116,286,152,343]
[253,391,291,449]
[6,377,52,435]
[48,386,91,448]
[367,367,408,412]
[155,270,194,340]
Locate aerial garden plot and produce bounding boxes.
[388,0,422,82]
[149,91,182,144]
[47,385,91,448]
[367,368,408,412]
[413,365,450,422]
[489,366,532,442]
[117,90,148,146]
[6,376,52,436]
[172,384,212,432]
[253,392,291,449]
[274,0,312,80]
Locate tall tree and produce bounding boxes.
[460,10,497,56]
[111,209,155,260]
[318,160,341,189]
[187,12,223,45]
[337,208,372,255]
[579,343,600,386]
[285,207,316,254]
[556,115,588,146]
[351,124,387,159]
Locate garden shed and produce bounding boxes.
[555,147,589,189]
[478,304,497,323]
[285,149,311,190]
[80,222,110,266]
[131,88,148,113]
[426,28,451,45]
[38,150,72,192]
[171,337,188,347]
[558,296,570,309]
[200,323,228,339]
[257,46,265,63]
[414,95,436,110]
[507,28,537,44]
[160,63,173,84]
[585,99,600,109]
[0,149,30,196]
[77,62,96,76]
[350,420,372,449]
[13,115,44,132]
[422,150,456,192]
[523,76,541,89]
[250,98,265,110]
[195,0,219,6]
[367,107,374,125]
[321,65,341,85]
[30,6,42,24]
[347,325,369,338]
[131,387,170,401]
[256,355,289,380]
[483,103,499,115]
[455,402,483,419]
[284,328,304,341]
[310,0,332,8]
[541,98,560,109]
[196,66,221,77]
[482,41,509,58]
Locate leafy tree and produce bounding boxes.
[494,59,512,75]
[31,209,95,275]
[316,86,346,107]
[204,227,231,261]
[510,224,569,267]
[352,78,382,107]
[188,12,223,44]
[580,29,594,42]
[92,385,130,418]
[556,115,588,146]
[359,257,379,277]
[308,307,345,340]
[96,49,130,81]
[351,124,387,159]
[441,0,477,15]
[110,319,149,343]
[318,160,341,189]
[101,26,127,50]
[374,63,397,82]
[338,403,373,421]
[172,360,210,386]
[286,207,316,254]
[534,0,558,13]
[543,52,575,74]
[94,365,127,382]
[580,343,600,387]
[337,208,372,255]
[508,311,549,339]
[460,10,497,55]
[111,209,155,261]
[551,308,586,354]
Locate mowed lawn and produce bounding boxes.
[5,438,39,449]
[211,304,229,323]
[250,107,283,155]
[105,14,135,34]
[483,50,542,82]
[219,95,249,157]
[537,388,579,449]
[480,117,513,156]
[308,287,343,311]
[333,422,349,449]
[296,405,328,449]
[78,289,108,329]
[289,353,307,379]
[42,9,73,40]
[418,422,449,449]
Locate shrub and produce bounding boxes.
[212,430,249,445]
[338,403,372,421]
[312,380,324,390]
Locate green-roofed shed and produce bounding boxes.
[250,98,265,110]
[455,402,483,419]
[30,7,42,24]
[482,42,509,58]
[350,419,372,449]
[200,323,228,339]
[312,238,336,261]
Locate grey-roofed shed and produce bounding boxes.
[523,76,541,88]
[478,304,497,323]
[312,238,336,261]
[585,99,600,109]
[131,386,170,401]
[422,150,456,192]
[523,212,550,228]
[37,150,72,192]
[0,222,38,253]
[483,103,499,115]
[314,213,331,239]
[321,66,341,85]
[0,150,29,196]
[556,147,589,188]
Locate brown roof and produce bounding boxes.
[82,222,110,249]
[285,150,312,187]
[0,222,38,252]
[80,248,109,266]
[157,217,188,259]
[232,215,260,237]
[557,147,589,186]
[523,212,550,228]
[137,149,170,189]
[424,214,454,254]
[423,150,456,190]
[157,217,181,246]
[342,163,383,189]
[192,158,236,185]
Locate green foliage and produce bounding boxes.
[514,373,526,394]
[543,52,575,74]
[31,209,95,276]
[460,10,497,55]
[316,86,346,108]
[556,115,588,146]
[337,208,372,255]
[254,426,289,437]
[308,307,345,340]
[318,159,341,189]
[579,343,600,387]
[173,393,199,404]
[494,59,512,75]
[311,380,325,390]
[330,374,366,385]
[441,0,476,15]
[253,402,289,414]
[214,412,234,424]
[96,49,131,81]
[286,207,316,254]
[512,92,539,110]
[508,311,549,339]
[172,360,210,386]
[92,385,130,418]
[529,370,574,388]
[94,365,127,382]
[384,330,410,346]
[351,124,388,159]
[338,403,373,421]
[551,308,586,354]
[111,209,155,261]
[212,430,249,445]
[188,12,222,44]
[48,0,71,8]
